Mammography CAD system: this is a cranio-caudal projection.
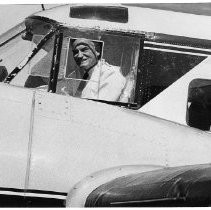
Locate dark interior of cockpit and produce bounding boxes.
[139,49,206,106]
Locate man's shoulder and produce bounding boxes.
[100,60,125,81]
[101,60,119,71]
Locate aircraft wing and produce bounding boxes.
[85,163,211,207]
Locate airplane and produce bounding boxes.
[0,3,211,207]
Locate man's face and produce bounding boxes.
[73,44,98,71]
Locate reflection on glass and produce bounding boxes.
[10,35,55,89]
[0,23,32,76]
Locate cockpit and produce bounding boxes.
[2,17,142,108]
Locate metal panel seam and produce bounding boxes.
[24,90,36,195]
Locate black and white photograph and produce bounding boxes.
[0,1,211,207]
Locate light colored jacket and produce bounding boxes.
[58,60,126,102]
[81,60,126,101]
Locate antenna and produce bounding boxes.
[41,4,45,11]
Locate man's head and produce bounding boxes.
[72,38,100,72]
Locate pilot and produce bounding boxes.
[65,38,126,101]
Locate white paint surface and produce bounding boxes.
[0,84,34,189]
[34,4,211,40]
[0,4,61,35]
[26,90,211,193]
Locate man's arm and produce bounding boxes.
[98,70,126,101]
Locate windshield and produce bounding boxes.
[0,18,54,84]
[10,34,55,89]
[0,22,32,77]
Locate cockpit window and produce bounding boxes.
[0,18,53,83]
[7,18,55,89]
[55,29,140,104]
[0,22,31,79]
[10,34,55,89]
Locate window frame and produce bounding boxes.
[48,32,63,93]
[53,28,145,109]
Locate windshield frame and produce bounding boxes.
[55,27,145,109]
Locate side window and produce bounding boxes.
[10,34,55,89]
[138,49,206,106]
[56,31,140,104]
[187,79,211,131]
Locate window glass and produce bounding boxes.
[0,17,54,85]
[139,49,206,106]
[56,30,140,103]
[0,18,53,83]
[0,22,32,81]
[187,79,211,131]
[10,35,55,90]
